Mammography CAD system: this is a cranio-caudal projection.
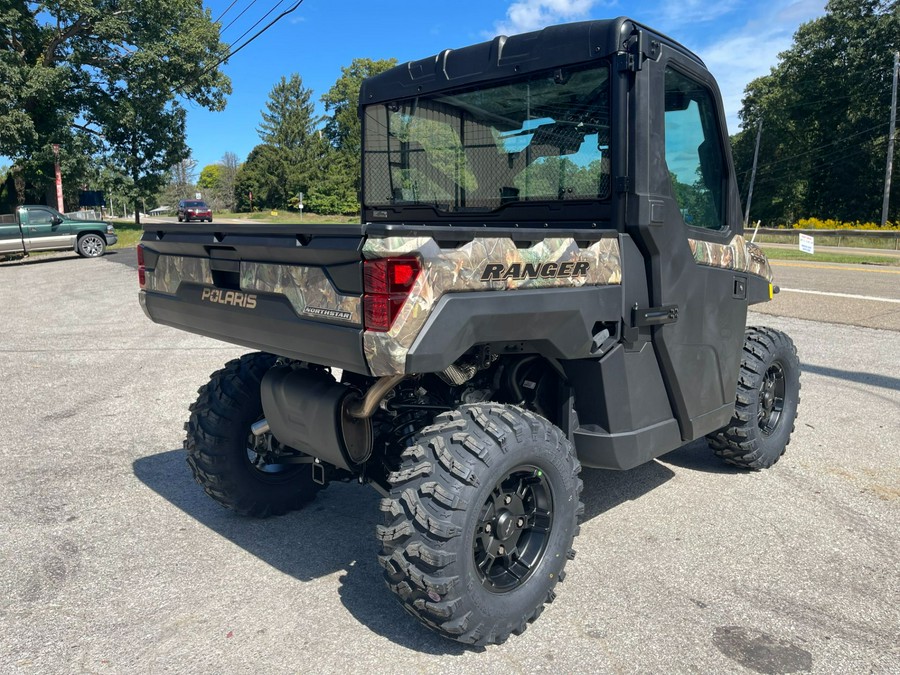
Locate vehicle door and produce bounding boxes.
[625,42,749,441]
[0,212,25,255]
[22,206,74,251]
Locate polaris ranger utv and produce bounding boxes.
[138,18,800,646]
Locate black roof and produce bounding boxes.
[360,17,704,105]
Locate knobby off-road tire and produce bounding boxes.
[378,403,583,646]
[707,327,801,470]
[184,352,325,517]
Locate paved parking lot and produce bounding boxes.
[1,249,898,673]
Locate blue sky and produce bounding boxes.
[188,0,828,170]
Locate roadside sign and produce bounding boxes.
[195,192,202,200]
[799,233,815,254]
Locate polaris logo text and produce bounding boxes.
[480,260,590,282]
[201,288,258,309]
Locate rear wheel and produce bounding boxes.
[76,233,106,258]
[707,327,801,469]
[184,352,325,517]
[378,403,582,645]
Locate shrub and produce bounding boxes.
[791,217,900,230]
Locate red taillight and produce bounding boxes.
[363,257,421,332]
[391,260,417,288]
[137,244,146,289]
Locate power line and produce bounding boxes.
[221,0,261,35]
[750,135,889,189]
[214,0,242,23]
[751,121,890,172]
[215,0,305,68]
[228,0,288,48]
[175,0,306,95]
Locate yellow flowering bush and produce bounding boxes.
[791,217,900,230]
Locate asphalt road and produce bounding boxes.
[0,249,897,673]
[753,260,900,331]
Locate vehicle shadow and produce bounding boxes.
[0,252,81,267]
[801,362,900,392]
[133,448,473,655]
[100,248,138,270]
[134,446,677,653]
[579,461,675,520]
[657,438,745,475]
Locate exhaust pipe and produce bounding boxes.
[260,367,383,471]
[250,419,270,436]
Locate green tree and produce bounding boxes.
[258,74,317,151]
[198,164,221,191]
[322,58,398,152]
[197,163,223,209]
[0,0,230,221]
[315,58,397,214]
[732,0,900,223]
[252,74,325,209]
[234,144,288,211]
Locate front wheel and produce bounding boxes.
[76,233,106,258]
[184,352,326,517]
[707,327,801,469]
[378,403,583,646]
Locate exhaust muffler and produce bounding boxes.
[260,367,372,471]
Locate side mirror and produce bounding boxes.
[52,215,63,225]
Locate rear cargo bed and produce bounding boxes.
[139,223,370,374]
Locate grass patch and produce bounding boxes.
[216,211,358,225]
[760,246,900,266]
[755,233,900,250]
[109,221,144,249]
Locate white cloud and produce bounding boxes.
[486,0,829,134]
[658,0,741,27]
[493,0,604,36]
[694,1,828,134]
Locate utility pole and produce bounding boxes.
[744,118,763,227]
[52,144,64,213]
[882,51,899,227]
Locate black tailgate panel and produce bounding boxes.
[139,224,369,374]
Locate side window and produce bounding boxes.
[664,68,727,230]
[27,208,54,226]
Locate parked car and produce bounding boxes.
[177,200,213,223]
[0,205,117,260]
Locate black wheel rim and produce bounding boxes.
[473,465,553,593]
[245,421,303,482]
[758,361,786,436]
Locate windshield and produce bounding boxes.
[184,201,207,208]
[363,63,610,213]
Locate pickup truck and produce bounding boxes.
[139,17,800,647]
[0,205,117,260]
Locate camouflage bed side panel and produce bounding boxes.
[143,255,213,294]
[144,255,361,325]
[362,236,622,376]
[688,235,773,282]
[240,262,361,325]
